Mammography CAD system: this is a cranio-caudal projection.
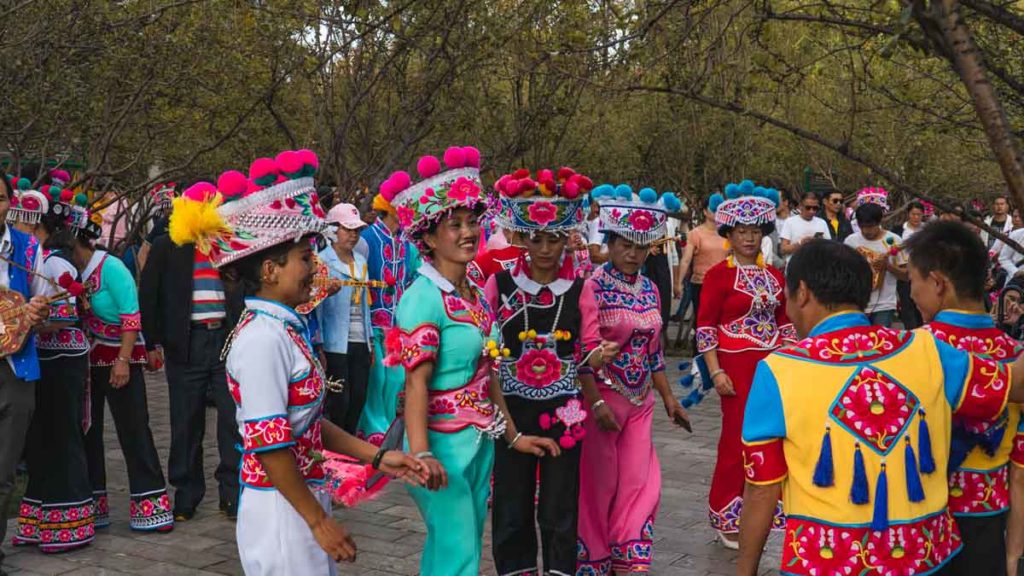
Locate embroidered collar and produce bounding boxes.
[934,309,995,330]
[603,263,639,285]
[371,219,396,242]
[511,263,573,296]
[808,310,870,337]
[419,262,456,294]
[245,297,307,332]
[82,249,109,281]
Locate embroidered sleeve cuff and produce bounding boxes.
[120,313,142,332]
[742,438,787,485]
[383,324,440,370]
[779,323,797,344]
[243,415,295,453]
[49,302,78,323]
[648,352,666,373]
[1012,434,1024,468]
[954,356,1011,421]
[696,326,718,354]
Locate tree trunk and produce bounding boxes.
[929,0,1024,210]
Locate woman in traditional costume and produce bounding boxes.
[382,147,559,576]
[484,167,617,576]
[576,184,690,575]
[169,151,427,575]
[694,181,794,547]
[67,189,173,533]
[10,181,95,552]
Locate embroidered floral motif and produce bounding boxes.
[128,490,173,531]
[92,492,109,528]
[608,516,655,573]
[15,498,95,551]
[119,312,141,331]
[923,322,1024,361]
[442,291,493,333]
[829,366,919,455]
[603,329,657,405]
[780,512,961,576]
[949,466,1010,515]
[778,325,912,364]
[956,355,1010,420]
[397,362,497,434]
[742,438,788,484]
[576,539,613,575]
[709,497,785,534]
[695,326,718,353]
[243,415,294,452]
[780,323,798,343]
[383,324,440,370]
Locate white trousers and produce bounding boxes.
[237,487,337,576]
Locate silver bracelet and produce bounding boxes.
[709,369,725,379]
[507,432,523,450]
[414,451,435,460]
[592,399,607,410]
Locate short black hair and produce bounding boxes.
[903,221,987,302]
[220,241,295,297]
[907,201,925,213]
[995,194,1010,203]
[800,191,819,203]
[786,240,871,310]
[718,222,775,239]
[855,203,884,226]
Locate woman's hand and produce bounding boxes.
[593,402,621,432]
[512,435,562,457]
[110,359,130,389]
[673,281,683,300]
[420,455,448,491]
[378,452,430,487]
[713,371,735,397]
[664,399,692,431]
[309,513,357,563]
[146,348,164,372]
[26,296,50,327]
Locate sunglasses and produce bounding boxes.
[802,204,820,211]
[829,198,842,204]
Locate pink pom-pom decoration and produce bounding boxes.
[461,146,480,168]
[59,189,74,203]
[494,175,510,195]
[275,151,304,178]
[572,425,587,440]
[575,175,593,191]
[563,180,580,199]
[379,178,398,201]
[417,156,442,179]
[249,157,279,187]
[517,179,537,195]
[296,149,319,175]
[559,434,576,450]
[443,147,466,169]
[183,182,217,202]
[50,169,70,185]
[537,169,554,183]
[390,171,412,192]
[320,451,389,508]
[9,196,18,208]
[538,413,552,430]
[217,170,249,199]
[557,167,575,182]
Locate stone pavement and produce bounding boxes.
[2,359,783,575]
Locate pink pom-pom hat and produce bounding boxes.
[493,167,592,235]
[856,186,889,210]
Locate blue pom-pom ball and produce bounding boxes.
[739,180,755,195]
[662,193,682,212]
[615,184,633,200]
[590,184,614,199]
[766,189,780,207]
[724,183,740,199]
[638,187,657,203]
[708,193,725,213]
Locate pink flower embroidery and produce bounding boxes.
[515,349,562,388]
[396,206,415,228]
[527,201,559,226]
[448,177,480,202]
[140,499,155,517]
[428,397,457,415]
[628,210,655,231]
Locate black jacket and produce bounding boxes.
[819,213,853,242]
[140,234,243,364]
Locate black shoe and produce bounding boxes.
[173,509,195,522]
[219,500,237,520]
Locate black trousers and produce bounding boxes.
[165,326,241,514]
[324,342,371,434]
[85,363,167,519]
[897,280,923,329]
[947,512,1006,575]
[644,253,672,325]
[21,354,93,544]
[0,363,34,566]
[492,396,581,576]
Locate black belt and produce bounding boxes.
[191,320,225,330]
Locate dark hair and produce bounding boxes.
[786,240,871,310]
[718,222,775,239]
[995,194,1010,203]
[903,221,987,302]
[854,203,884,227]
[799,191,819,203]
[907,201,925,213]
[40,211,75,254]
[220,241,295,297]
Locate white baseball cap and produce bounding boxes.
[326,203,365,230]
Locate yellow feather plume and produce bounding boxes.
[169,194,229,254]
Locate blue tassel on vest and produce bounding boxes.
[871,463,889,532]
[813,426,834,488]
[948,421,973,478]
[851,443,870,505]
[980,412,1008,457]
[918,410,936,474]
[5,229,39,382]
[904,437,925,503]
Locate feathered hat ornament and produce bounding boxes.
[169,149,328,267]
[590,183,682,246]
[494,167,592,234]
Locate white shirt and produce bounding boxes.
[998,228,1024,283]
[780,216,830,263]
[586,218,608,256]
[982,215,1014,248]
[901,222,923,241]
[844,231,904,313]
[761,236,775,267]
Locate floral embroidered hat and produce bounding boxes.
[169,149,329,267]
[856,186,889,211]
[708,179,779,234]
[493,167,591,235]
[590,183,682,246]
[380,146,487,249]
[7,178,49,225]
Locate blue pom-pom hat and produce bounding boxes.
[710,179,779,234]
[591,183,681,246]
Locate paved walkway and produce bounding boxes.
[2,360,782,575]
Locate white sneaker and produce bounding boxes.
[717,531,739,550]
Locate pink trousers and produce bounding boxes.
[577,388,660,574]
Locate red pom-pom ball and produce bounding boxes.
[557,167,575,181]
[562,180,580,199]
[512,168,530,180]
[461,146,480,168]
[443,147,466,169]
[417,156,441,179]
[275,151,303,177]
[59,189,74,203]
[217,170,249,198]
